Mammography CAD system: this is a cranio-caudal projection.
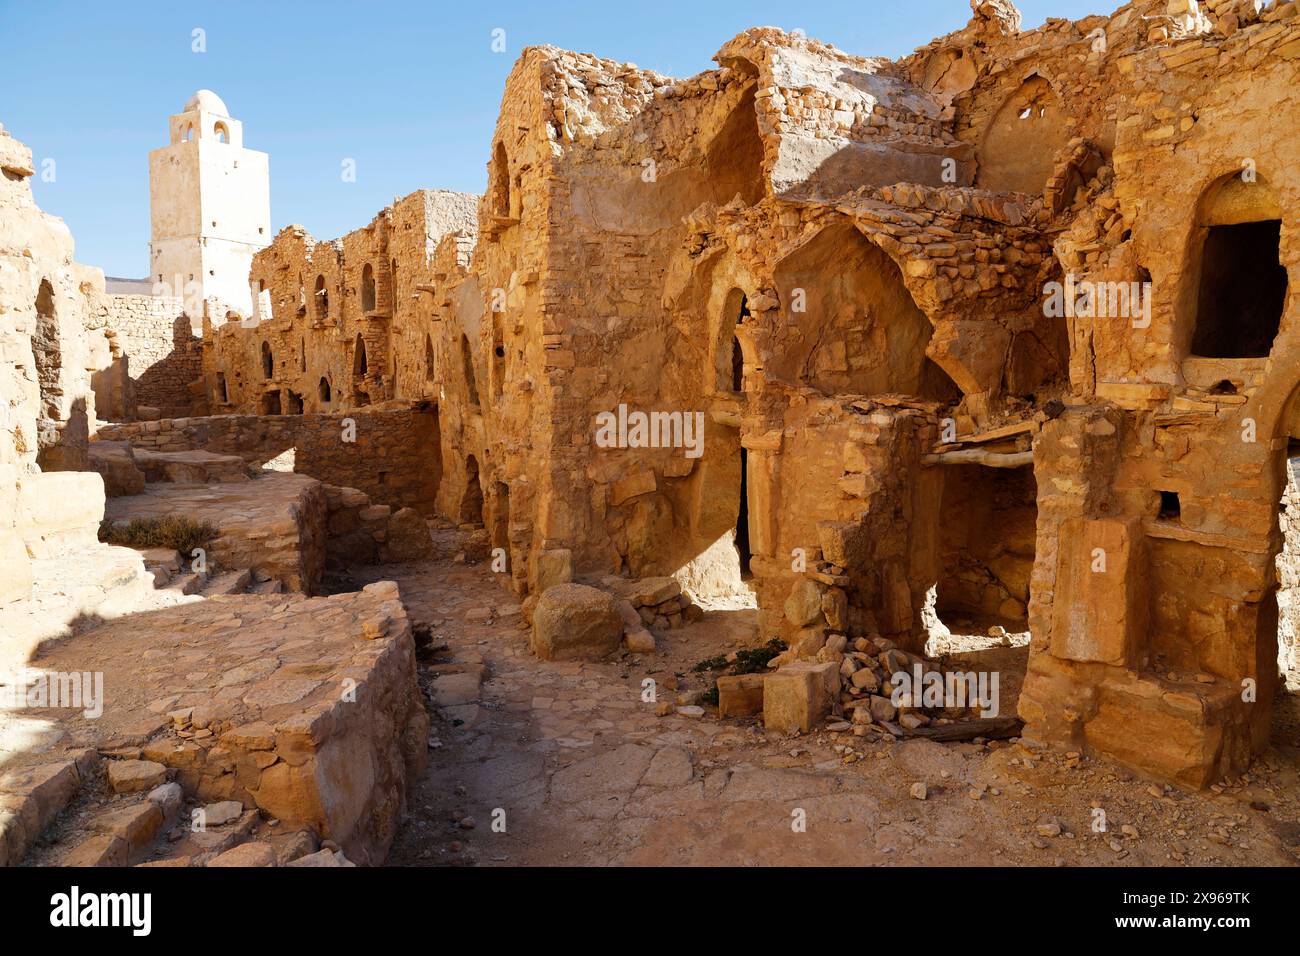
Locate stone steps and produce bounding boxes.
[202,569,252,596]
[20,756,337,867]
[146,552,252,598]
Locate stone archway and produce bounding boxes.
[977,75,1069,195]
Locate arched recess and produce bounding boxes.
[32,279,60,423]
[352,334,368,379]
[314,275,329,321]
[491,315,505,399]
[977,75,1069,195]
[461,455,484,524]
[705,85,765,206]
[261,341,274,379]
[771,222,958,400]
[361,264,376,313]
[461,334,480,407]
[318,377,332,403]
[1005,256,1071,402]
[1185,175,1287,360]
[713,288,752,394]
[489,142,511,217]
[425,334,436,381]
[490,480,510,554]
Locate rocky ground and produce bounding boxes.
[363,537,1300,868]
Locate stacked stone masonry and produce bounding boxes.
[4,0,1300,820]
[188,0,1300,789]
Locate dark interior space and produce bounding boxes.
[1191,220,1288,358]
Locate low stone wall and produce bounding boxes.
[323,483,433,568]
[104,472,327,594]
[96,404,440,514]
[102,294,199,417]
[19,583,429,865]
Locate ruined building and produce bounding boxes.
[195,0,1299,787]
[2,0,1300,870]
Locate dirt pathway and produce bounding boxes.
[361,557,1300,868]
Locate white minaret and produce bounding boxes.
[148,90,269,316]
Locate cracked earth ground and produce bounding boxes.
[364,546,1300,868]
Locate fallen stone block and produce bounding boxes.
[530,583,622,661]
[199,800,244,827]
[88,801,165,859]
[629,576,680,608]
[624,627,656,654]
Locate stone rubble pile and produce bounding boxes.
[525,576,703,660]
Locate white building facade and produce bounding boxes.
[148,90,269,317]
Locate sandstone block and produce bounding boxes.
[534,548,573,592]
[530,584,623,661]
[383,508,434,562]
[107,760,168,794]
[624,627,656,653]
[784,578,825,627]
[63,833,127,867]
[611,469,656,506]
[87,441,146,497]
[1049,516,1147,666]
[208,841,277,867]
[717,673,765,717]
[630,576,680,607]
[763,662,838,733]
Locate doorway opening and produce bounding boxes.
[931,463,1037,638]
[1191,220,1286,358]
[736,447,752,579]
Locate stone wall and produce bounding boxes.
[201,188,477,419]
[70,0,1300,790]
[101,293,199,417]
[95,404,441,514]
[1277,460,1300,677]
[0,123,117,606]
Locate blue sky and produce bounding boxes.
[1,0,1104,277]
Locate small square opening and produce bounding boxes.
[1158,491,1181,521]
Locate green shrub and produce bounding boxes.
[98,514,219,556]
[693,638,787,707]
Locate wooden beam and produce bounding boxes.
[923,449,1034,468]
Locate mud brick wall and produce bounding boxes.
[96,404,441,513]
[103,294,200,415]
